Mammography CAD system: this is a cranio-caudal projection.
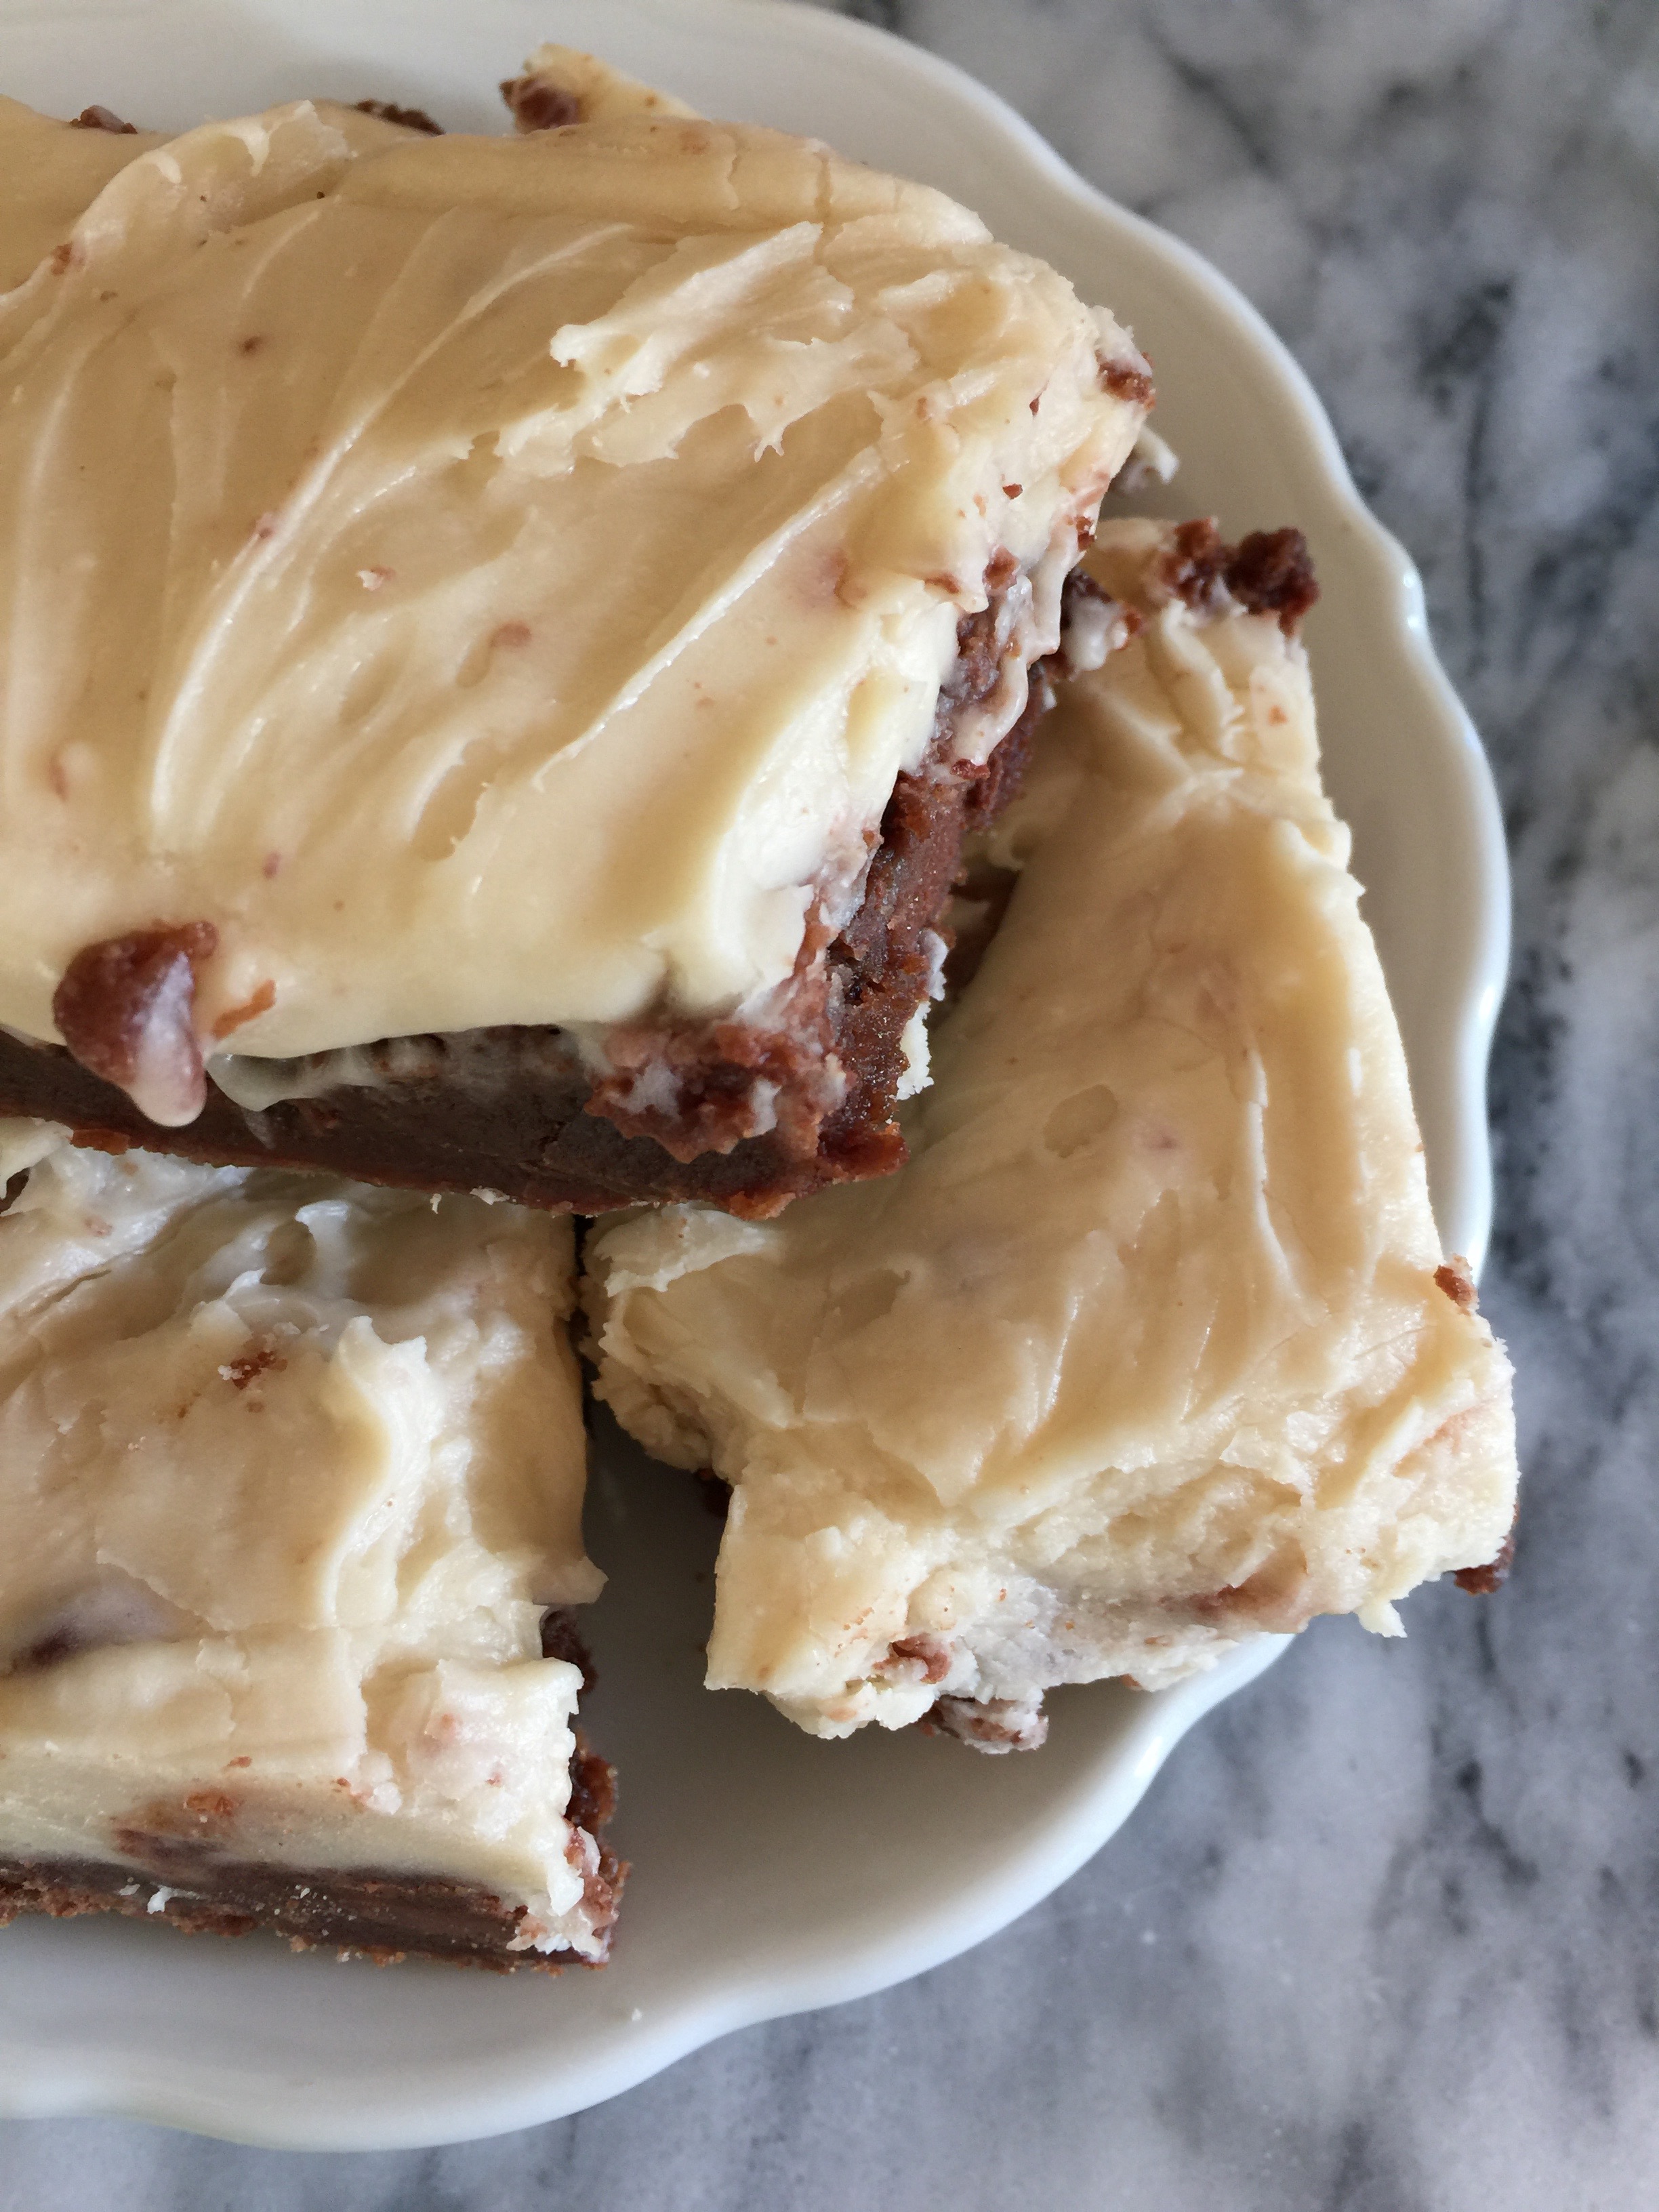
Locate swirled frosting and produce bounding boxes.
[0,89,1146,1061]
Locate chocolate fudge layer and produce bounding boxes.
[583,519,1519,1746]
[0,69,1150,1210]
[0,1126,617,1965]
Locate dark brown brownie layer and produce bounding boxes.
[0,1738,624,1971]
[0,605,1048,1217]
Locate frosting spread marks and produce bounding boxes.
[0,88,1147,1065]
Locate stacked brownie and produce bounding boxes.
[0,43,1518,1977]
[0,45,1149,1965]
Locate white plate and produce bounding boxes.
[0,0,1510,2150]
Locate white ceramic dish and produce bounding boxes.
[0,0,1510,2150]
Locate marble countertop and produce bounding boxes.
[3,0,1657,2204]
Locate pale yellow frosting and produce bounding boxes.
[0,89,1145,1062]
[0,1132,607,1954]
[583,519,1519,1741]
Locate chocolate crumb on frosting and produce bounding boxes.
[1099,356,1155,409]
[499,75,582,131]
[1221,527,1322,632]
[1161,520,1320,635]
[352,99,444,135]
[70,106,136,134]
[52,923,218,1130]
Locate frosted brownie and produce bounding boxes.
[583,518,1519,1748]
[0,68,1149,1216]
[0,1124,617,1965]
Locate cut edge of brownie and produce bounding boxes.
[0,1725,625,1972]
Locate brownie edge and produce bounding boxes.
[0,1740,625,1971]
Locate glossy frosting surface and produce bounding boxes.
[0,90,1143,1058]
[585,520,1518,1738]
[0,1128,606,1954]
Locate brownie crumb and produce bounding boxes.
[585,1013,838,1170]
[1223,529,1319,632]
[500,75,582,131]
[1434,1258,1479,1313]
[352,99,443,135]
[52,922,218,1126]
[70,105,136,135]
[220,1344,286,1392]
[1162,520,1319,636]
[1456,1530,1517,1595]
[1161,520,1231,615]
[1099,354,1155,409]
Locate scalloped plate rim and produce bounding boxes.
[0,0,1509,2149]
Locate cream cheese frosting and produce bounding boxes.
[582,518,1519,1744]
[0,86,1147,1068]
[0,1131,609,1954]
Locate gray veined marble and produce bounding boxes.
[3,0,1658,2205]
